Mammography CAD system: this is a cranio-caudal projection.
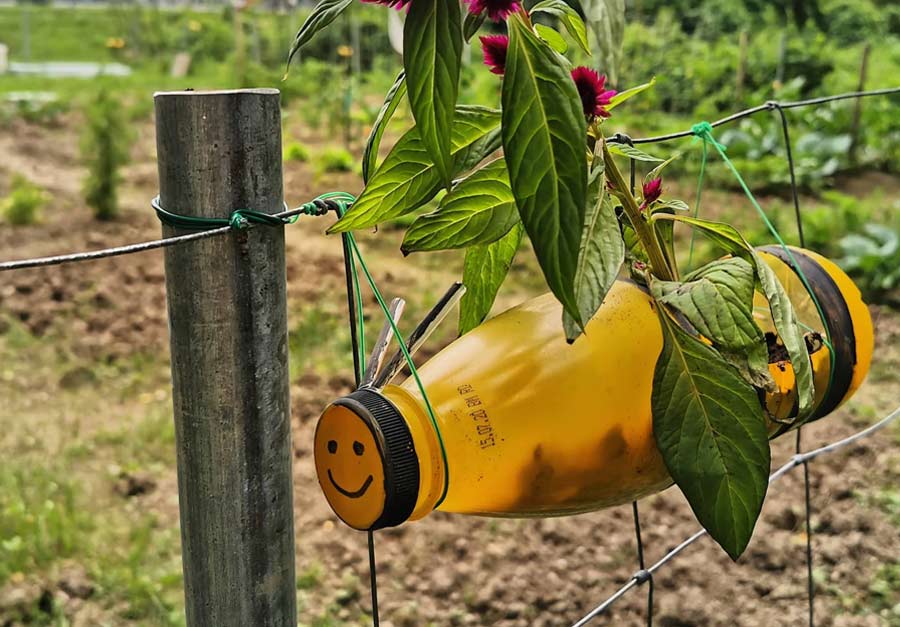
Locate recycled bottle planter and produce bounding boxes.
[314,247,873,531]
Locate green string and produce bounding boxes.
[690,122,837,404]
[314,192,449,506]
[343,232,451,507]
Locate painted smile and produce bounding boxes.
[328,469,374,499]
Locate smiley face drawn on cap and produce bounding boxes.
[314,403,387,530]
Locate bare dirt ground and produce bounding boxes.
[0,113,898,627]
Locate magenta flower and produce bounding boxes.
[465,0,520,22]
[642,178,663,205]
[480,35,509,75]
[360,0,411,10]
[570,67,616,119]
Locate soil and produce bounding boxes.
[0,114,898,627]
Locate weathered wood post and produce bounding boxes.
[154,89,296,627]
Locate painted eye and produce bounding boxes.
[353,441,365,456]
[327,440,338,454]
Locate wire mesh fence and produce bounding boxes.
[0,86,898,627]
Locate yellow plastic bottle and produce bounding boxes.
[314,247,874,531]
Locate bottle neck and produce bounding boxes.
[381,385,446,520]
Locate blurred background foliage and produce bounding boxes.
[0,0,898,305]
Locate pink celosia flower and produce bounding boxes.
[642,178,663,205]
[570,67,616,119]
[465,0,520,22]
[361,0,411,11]
[480,35,509,75]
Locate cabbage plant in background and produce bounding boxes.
[287,0,822,560]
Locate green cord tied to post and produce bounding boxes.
[152,196,294,231]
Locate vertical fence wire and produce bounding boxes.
[772,102,816,627]
[340,221,381,627]
[623,140,655,627]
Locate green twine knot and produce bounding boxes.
[691,121,726,151]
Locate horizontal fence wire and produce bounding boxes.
[0,87,896,273]
[0,205,312,272]
[570,405,900,627]
[627,87,900,145]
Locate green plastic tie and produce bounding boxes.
[690,123,837,406]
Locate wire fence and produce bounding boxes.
[0,86,899,627]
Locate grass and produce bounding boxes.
[0,319,184,625]
[1,174,46,225]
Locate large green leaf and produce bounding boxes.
[401,159,519,253]
[502,15,588,327]
[530,0,591,55]
[657,215,815,416]
[753,251,815,418]
[654,258,761,352]
[287,0,353,68]
[329,107,501,233]
[563,166,624,342]
[362,72,406,185]
[403,0,463,188]
[652,309,771,560]
[652,258,772,390]
[459,223,524,335]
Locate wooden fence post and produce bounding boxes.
[154,89,296,627]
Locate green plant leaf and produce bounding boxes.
[362,72,407,185]
[654,215,815,417]
[531,0,591,54]
[287,0,353,68]
[584,0,624,84]
[459,223,524,334]
[607,76,656,110]
[753,251,815,418]
[652,258,772,390]
[502,14,588,327]
[563,168,624,342]
[401,159,519,253]
[403,0,463,188]
[330,107,501,233]
[652,308,771,560]
[656,215,751,257]
[607,143,663,162]
[654,258,760,351]
[535,24,568,54]
[654,199,690,212]
[463,10,486,41]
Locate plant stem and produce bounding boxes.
[602,142,674,281]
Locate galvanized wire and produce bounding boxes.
[571,406,900,627]
[628,87,900,145]
[0,202,312,272]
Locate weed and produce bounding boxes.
[315,147,355,175]
[297,562,323,590]
[0,466,91,585]
[285,141,312,163]
[1,174,46,225]
[81,88,133,221]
